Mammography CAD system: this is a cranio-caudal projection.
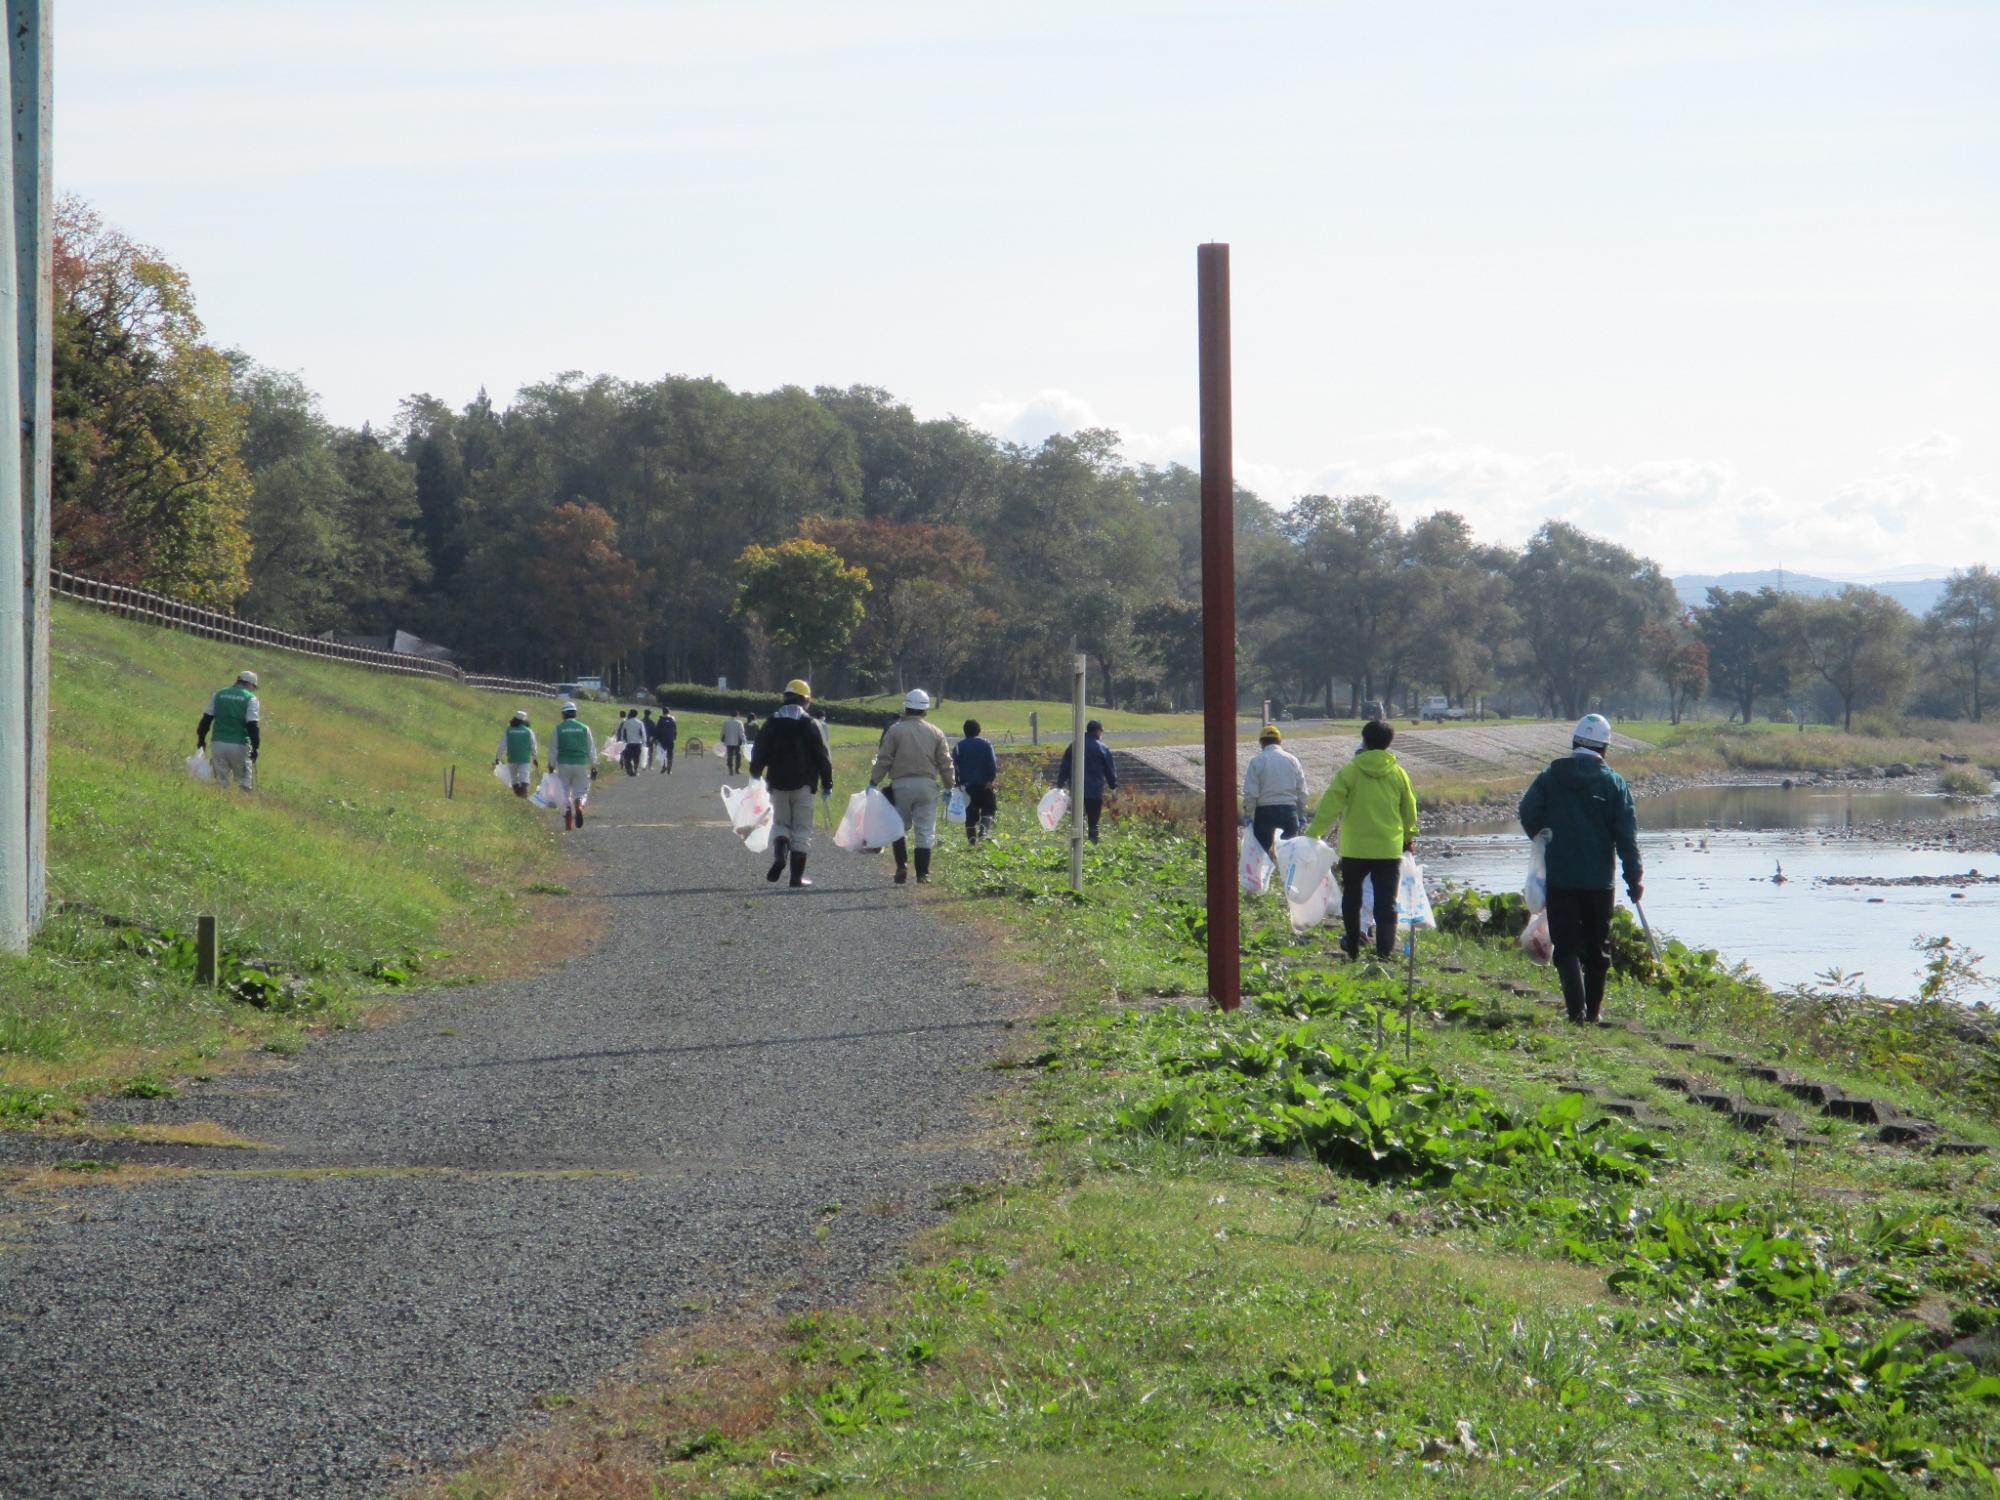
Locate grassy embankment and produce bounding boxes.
[418,782,2000,1500]
[0,600,623,1122]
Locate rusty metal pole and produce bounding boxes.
[1197,243,1240,1012]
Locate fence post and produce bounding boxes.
[195,915,218,987]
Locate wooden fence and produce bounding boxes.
[50,570,560,699]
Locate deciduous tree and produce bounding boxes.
[731,537,870,682]
[1777,586,1915,732]
[1923,566,2000,721]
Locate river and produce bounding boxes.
[1426,785,2000,1000]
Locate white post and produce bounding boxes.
[0,5,25,950]
[12,1,50,936]
[1069,651,1086,892]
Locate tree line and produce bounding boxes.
[49,198,2000,724]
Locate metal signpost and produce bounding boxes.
[1069,651,1085,892]
[1197,243,1239,1011]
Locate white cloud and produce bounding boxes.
[956,392,2000,574]
[1877,430,1962,465]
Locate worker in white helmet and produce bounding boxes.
[1518,713,1644,1024]
[868,688,954,884]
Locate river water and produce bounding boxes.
[1427,786,2000,1000]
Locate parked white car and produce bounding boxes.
[1420,695,1467,721]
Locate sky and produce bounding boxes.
[58,1,1999,577]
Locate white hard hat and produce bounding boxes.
[237,670,259,688]
[512,709,530,723]
[561,701,578,714]
[1572,713,1612,748]
[903,689,932,712]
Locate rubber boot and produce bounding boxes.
[914,847,932,884]
[789,851,812,888]
[766,836,790,883]
[892,837,909,884]
[563,806,573,831]
[574,802,584,828]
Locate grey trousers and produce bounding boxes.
[770,785,817,854]
[891,776,941,850]
[209,742,255,790]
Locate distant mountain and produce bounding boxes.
[1673,569,1948,615]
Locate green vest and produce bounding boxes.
[554,718,592,765]
[504,724,535,764]
[210,684,255,745]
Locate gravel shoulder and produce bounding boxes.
[0,763,1027,1499]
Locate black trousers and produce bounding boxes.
[963,783,997,838]
[1545,886,1615,1021]
[621,743,642,774]
[1084,796,1104,841]
[657,741,674,771]
[1338,857,1402,959]
[725,744,743,774]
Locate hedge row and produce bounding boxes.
[650,683,894,729]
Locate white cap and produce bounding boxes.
[1572,713,1612,748]
[903,688,932,711]
[237,670,259,687]
[561,701,578,713]
[512,709,530,722]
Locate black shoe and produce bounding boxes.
[767,837,790,883]
[914,848,932,883]
[789,851,812,888]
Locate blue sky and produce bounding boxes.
[59,1,1998,575]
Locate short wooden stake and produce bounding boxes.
[195,915,219,986]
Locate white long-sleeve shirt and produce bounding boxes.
[615,717,649,745]
[1242,744,1309,816]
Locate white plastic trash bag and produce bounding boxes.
[1523,828,1551,915]
[530,771,563,809]
[185,751,213,783]
[711,738,727,759]
[1273,835,1336,904]
[1396,854,1437,930]
[720,778,774,838]
[836,787,905,851]
[1238,827,1275,896]
[1287,869,1337,933]
[946,787,969,823]
[1519,911,1554,965]
[493,762,513,786]
[1036,787,1070,832]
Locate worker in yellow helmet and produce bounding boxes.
[749,679,835,887]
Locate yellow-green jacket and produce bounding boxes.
[1305,749,1418,858]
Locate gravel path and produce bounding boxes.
[0,763,1025,1499]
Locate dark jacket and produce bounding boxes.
[1518,752,1642,893]
[750,705,834,792]
[1056,737,1118,800]
[653,713,677,746]
[953,735,998,788]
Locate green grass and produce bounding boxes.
[0,601,624,1119]
[415,805,2000,1500]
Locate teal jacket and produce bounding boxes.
[1305,749,1418,859]
[1518,752,1642,893]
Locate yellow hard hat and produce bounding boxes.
[1260,725,1282,743]
[785,678,812,699]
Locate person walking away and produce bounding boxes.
[1242,725,1309,856]
[952,719,999,842]
[869,689,955,883]
[551,702,598,830]
[719,711,747,775]
[654,706,678,773]
[616,709,647,775]
[1055,719,1118,842]
[494,710,539,798]
[1518,714,1643,1024]
[1305,718,1417,960]
[750,679,835,888]
[639,709,656,768]
[195,670,262,791]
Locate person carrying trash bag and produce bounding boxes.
[952,718,999,843]
[195,669,262,791]
[494,710,540,798]
[869,689,955,883]
[1305,718,1417,961]
[615,709,648,775]
[1518,713,1644,1025]
[1055,720,1118,842]
[1241,724,1309,856]
[719,711,748,775]
[551,701,598,830]
[750,679,835,888]
[654,705,678,773]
